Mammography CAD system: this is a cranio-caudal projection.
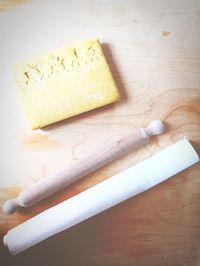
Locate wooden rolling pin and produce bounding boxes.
[3,120,165,214]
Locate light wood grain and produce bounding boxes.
[0,0,200,265]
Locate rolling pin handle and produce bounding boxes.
[2,198,21,215]
[142,120,165,138]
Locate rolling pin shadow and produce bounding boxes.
[3,120,165,214]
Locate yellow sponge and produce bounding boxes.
[13,39,120,129]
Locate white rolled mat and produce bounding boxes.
[3,139,199,255]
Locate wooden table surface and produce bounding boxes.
[0,0,200,265]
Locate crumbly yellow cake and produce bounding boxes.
[13,39,120,129]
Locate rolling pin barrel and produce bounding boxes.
[3,120,165,214]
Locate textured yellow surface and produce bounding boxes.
[13,39,120,129]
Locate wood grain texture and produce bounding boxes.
[0,0,200,265]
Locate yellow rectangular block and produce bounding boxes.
[13,39,120,129]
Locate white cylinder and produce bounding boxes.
[3,139,199,255]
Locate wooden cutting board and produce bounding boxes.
[0,1,200,265]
